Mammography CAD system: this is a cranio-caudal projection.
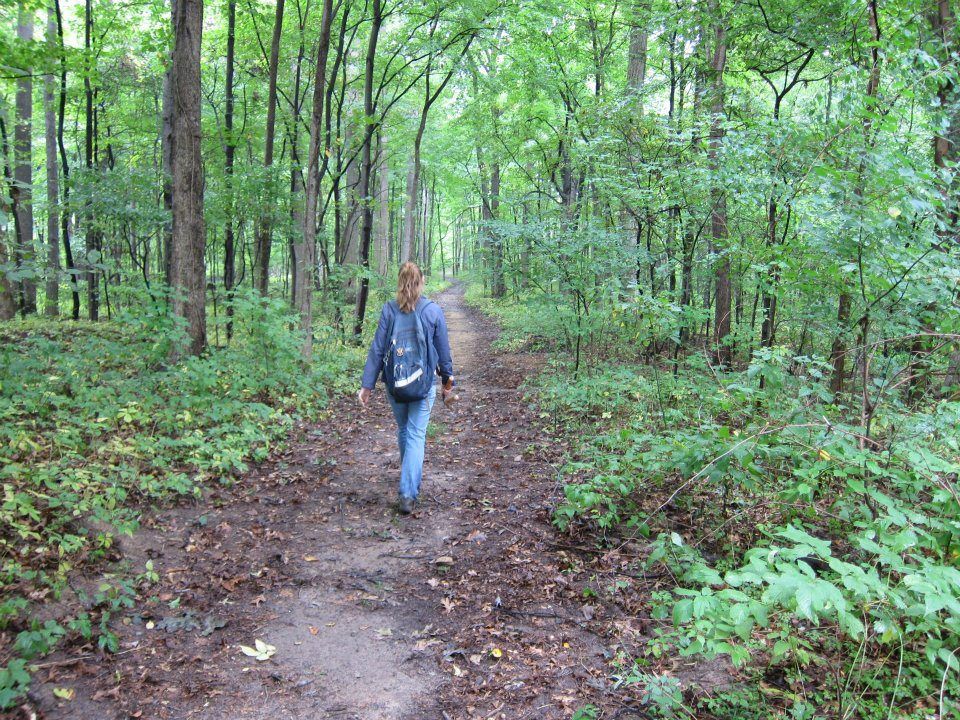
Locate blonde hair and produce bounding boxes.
[396,261,425,313]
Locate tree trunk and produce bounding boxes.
[43,5,60,317]
[401,149,418,263]
[708,11,731,367]
[54,0,79,319]
[298,0,334,360]
[254,0,284,295]
[489,159,504,297]
[626,15,648,98]
[0,239,16,319]
[84,0,102,320]
[679,223,695,347]
[830,0,880,395]
[161,61,174,284]
[352,0,383,339]
[398,36,473,264]
[0,116,18,320]
[425,178,434,271]
[340,109,362,271]
[288,11,306,302]
[223,0,237,342]
[15,2,37,315]
[169,0,206,357]
[759,196,778,348]
[375,132,390,275]
[223,0,236,339]
[829,291,851,395]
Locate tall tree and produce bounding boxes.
[254,0,285,295]
[400,29,475,263]
[352,0,384,339]
[752,42,814,349]
[286,0,308,303]
[829,0,880,395]
[161,63,174,284]
[44,4,60,317]
[707,1,731,367]
[298,0,334,360]
[14,2,36,315]
[83,0,101,320]
[0,114,18,320]
[223,0,237,338]
[375,132,391,275]
[169,0,207,356]
[54,0,79,319]
[626,3,649,98]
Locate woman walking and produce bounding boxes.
[359,262,455,514]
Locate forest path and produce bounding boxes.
[31,282,607,720]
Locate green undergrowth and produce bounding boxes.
[510,339,960,716]
[0,287,361,708]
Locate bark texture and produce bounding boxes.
[708,10,730,367]
[44,4,60,316]
[15,3,36,315]
[254,0,285,295]
[298,0,334,360]
[169,0,207,356]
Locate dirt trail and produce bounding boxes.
[28,282,609,720]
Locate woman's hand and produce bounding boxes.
[441,377,454,403]
[358,387,372,407]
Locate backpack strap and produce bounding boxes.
[415,297,434,317]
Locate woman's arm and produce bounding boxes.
[432,306,454,385]
[360,304,393,391]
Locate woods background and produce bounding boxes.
[2,0,960,716]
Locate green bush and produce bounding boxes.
[0,287,359,708]
[540,347,960,717]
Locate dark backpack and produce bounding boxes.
[383,299,434,402]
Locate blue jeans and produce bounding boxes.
[386,384,437,500]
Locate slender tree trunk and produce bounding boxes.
[15,2,36,315]
[169,0,206,357]
[352,0,383,339]
[254,0,284,295]
[160,1,176,287]
[161,61,174,284]
[679,225,695,347]
[0,240,15,319]
[54,0,79,318]
[0,116,18,320]
[340,109,362,271]
[759,196,778,348]
[398,43,471,263]
[43,5,60,316]
[626,6,648,100]
[489,159,504,297]
[298,0,334,359]
[223,0,236,339]
[425,178,434,271]
[375,132,391,275]
[288,11,306,303]
[708,9,731,367]
[401,149,418,263]
[830,0,880,395]
[84,0,102,320]
[477,143,491,289]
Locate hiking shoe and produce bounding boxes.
[398,496,414,515]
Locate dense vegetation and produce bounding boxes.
[2,0,959,715]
